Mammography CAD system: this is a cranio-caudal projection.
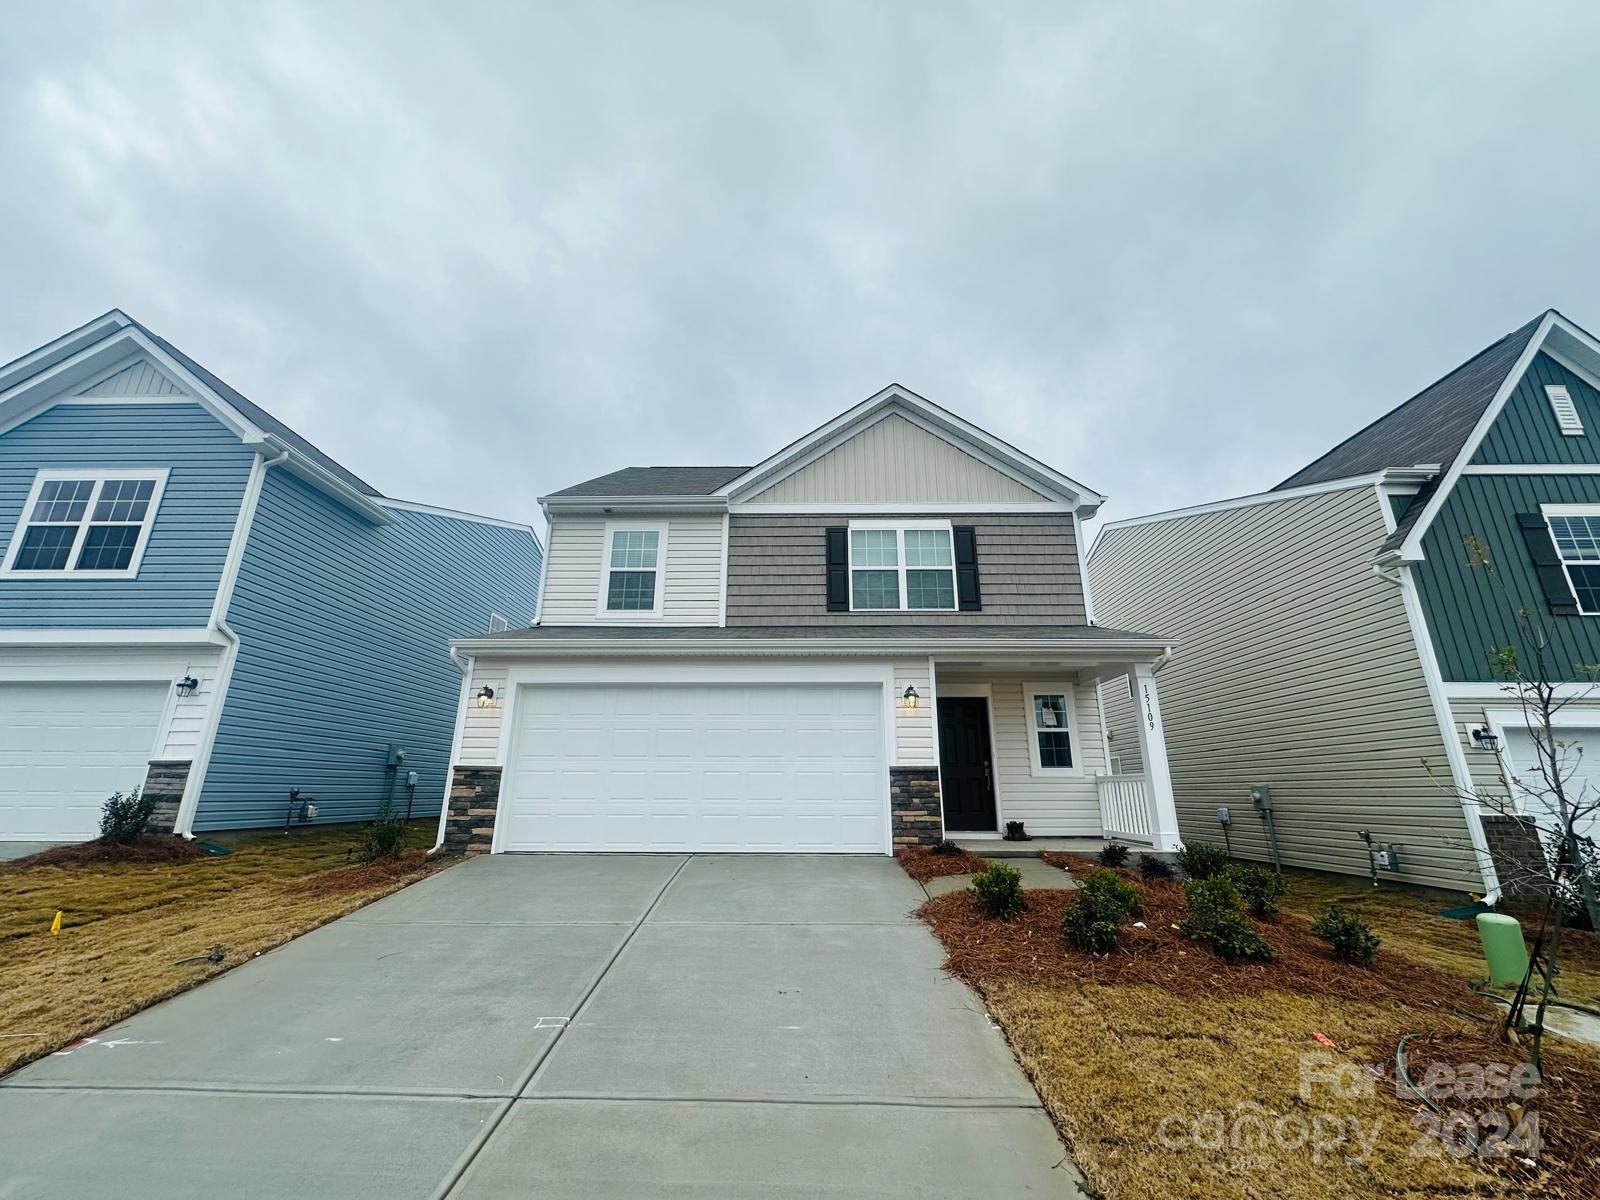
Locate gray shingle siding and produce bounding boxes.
[725,513,1088,626]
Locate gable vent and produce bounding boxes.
[1547,384,1584,436]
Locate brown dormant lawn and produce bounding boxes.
[0,821,446,1077]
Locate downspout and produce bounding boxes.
[175,446,290,838]
[428,646,474,856]
[1375,556,1502,904]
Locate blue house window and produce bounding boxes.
[2,469,168,579]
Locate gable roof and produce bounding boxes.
[1274,314,1547,492]
[545,465,748,500]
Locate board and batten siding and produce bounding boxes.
[1089,484,1482,891]
[458,655,934,767]
[1471,351,1600,468]
[540,514,724,626]
[747,412,1049,505]
[726,513,1086,626]
[0,402,254,628]
[197,470,541,830]
[942,671,1107,837]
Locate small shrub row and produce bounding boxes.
[1226,863,1287,918]
[1176,841,1230,880]
[1097,841,1131,868]
[1060,869,1143,953]
[971,862,1025,919]
[100,788,156,844]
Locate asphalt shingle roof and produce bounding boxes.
[544,465,750,499]
[1274,313,1547,493]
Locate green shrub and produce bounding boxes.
[1180,876,1275,962]
[1098,841,1131,868]
[1226,864,1288,917]
[100,788,157,844]
[929,839,963,857]
[970,862,1025,920]
[1138,853,1174,880]
[1061,868,1143,953]
[356,803,409,863]
[1310,904,1381,967]
[1176,841,1230,880]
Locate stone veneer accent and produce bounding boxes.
[444,766,502,855]
[141,760,191,835]
[1481,814,1552,906]
[890,766,943,848]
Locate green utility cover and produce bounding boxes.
[1476,912,1530,987]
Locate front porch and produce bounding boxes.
[917,652,1181,853]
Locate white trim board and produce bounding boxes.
[1460,464,1600,475]
[377,497,542,539]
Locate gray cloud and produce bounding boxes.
[4,1,1600,539]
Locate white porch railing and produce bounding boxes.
[1096,773,1154,843]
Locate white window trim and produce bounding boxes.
[1,467,169,580]
[1546,384,1585,437]
[1541,504,1600,615]
[1025,680,1083,777]
[595,520,669,619]
[846,518,957,612]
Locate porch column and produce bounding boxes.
[1130,662,1183,852]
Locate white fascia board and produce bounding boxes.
[0,627,227,646]
[379,497,542,544]
[1085,468,1431,563]
[717,385,1106,511]
[1390,312,1560,561]
[451,634,1174,658]
[733,501,1074,514]
[247,436,394,524]
[0,310,133,395]
[538,495,729,519]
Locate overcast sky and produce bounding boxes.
[5,2,1600,537]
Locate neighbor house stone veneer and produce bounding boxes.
[890,766,943,847]
[141,760,191,835]
[1481,814,1552,905]
[445,766,502,855]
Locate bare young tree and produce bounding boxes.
[1451,535,1600,1067]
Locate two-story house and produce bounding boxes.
[1088,309,1600,900]
[0,311,542,847]
[436,385,1179,857]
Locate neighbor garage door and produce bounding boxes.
[0,682,169,842]
[1503,726,1600,845]
[499,682,887,852]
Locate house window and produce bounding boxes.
[2,469,167,578]
[1546,511,1600,614]
[1025,683,1079,775]
[599,524,666,616]
[1547,384,1585,437]
[848,521,956,611]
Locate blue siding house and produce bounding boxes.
[0,310,541,844]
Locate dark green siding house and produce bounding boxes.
[1091,310,1600,899]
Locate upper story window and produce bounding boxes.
[1,469,168,579]
[1546,510,1600,614]
[847,520,956,611]
[598,522,666,616]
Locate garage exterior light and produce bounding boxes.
[476,685,496,709]
[902,685,919,710]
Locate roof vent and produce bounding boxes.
[1547,384,1584,436]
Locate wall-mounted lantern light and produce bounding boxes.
[175,675,200,698]
[476,685,496,709]
[902,685,919,710]
[1469,725,1500,753]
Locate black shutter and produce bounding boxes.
[825,527,849,612]
[953,525,982,611]
[1516,513,1579,616]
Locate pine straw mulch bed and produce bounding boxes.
[283,849,432,895]
[11,835,208,868]
[895,844,988,882]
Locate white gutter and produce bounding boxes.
[429,647,475,857]
[172,447,290,838]
[451,635,1176,658]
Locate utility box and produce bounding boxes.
[386,745,408,770]
[1249,786,1271,811]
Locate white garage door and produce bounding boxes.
[0,682,169,842]
[500,683,887,853]
[1503,726,1600,845]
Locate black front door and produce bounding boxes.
[938,696,997,833]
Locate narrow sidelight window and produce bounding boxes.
[1025,682,1080,775]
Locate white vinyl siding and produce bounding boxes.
[1089,485,1482,891]
[539,514,725,626]
[894,660,935,766]
[746,412,1050,504]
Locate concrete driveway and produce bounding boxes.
[0,854,1083,1198]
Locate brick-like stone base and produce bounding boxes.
[890,766,943,848]
[444,766,502,855]
[141,759,191,835]
[1482,814,1552,906]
